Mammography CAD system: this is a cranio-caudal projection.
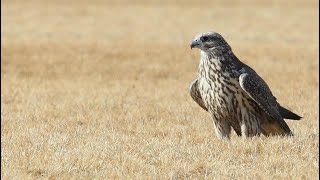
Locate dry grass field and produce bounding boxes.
[1,0,319,179]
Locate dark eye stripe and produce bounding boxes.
[201,36,209,42]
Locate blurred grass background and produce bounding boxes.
[1,0,319,179]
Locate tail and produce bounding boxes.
[278,105,302,120]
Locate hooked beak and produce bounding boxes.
[190,40,201,49]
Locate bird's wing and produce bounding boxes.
[239,73,283,122]
[189,79,208,111]
[239,73,293,135]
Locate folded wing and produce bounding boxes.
[189,79,208,111]
[239,73,292,135]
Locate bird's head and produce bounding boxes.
[190,31,231,52]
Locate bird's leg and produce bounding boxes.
[212,120,231,140]
[240,123,249,138]
[240,120,261,138]
[229,120,242,136]
[208,111,232,139]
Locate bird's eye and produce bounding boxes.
[201,36,209,42]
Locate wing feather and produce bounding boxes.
[189,79,208,111]
[239,73,282,121]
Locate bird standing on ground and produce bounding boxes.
[189,31,302,139]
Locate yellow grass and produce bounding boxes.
[1,0,319,179]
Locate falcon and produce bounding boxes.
[189,31,302,139]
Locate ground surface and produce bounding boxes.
[1,0,319,179]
